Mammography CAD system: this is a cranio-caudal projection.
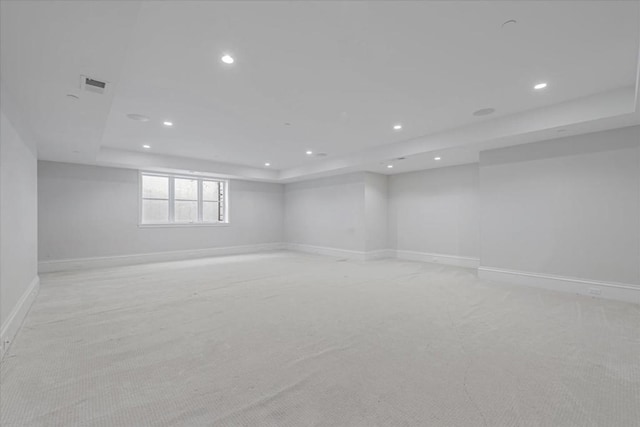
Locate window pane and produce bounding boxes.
[175,201,198,222]
[142,200,169,223]
[203,201,220,222]
[175,178,198,200]
[202,180,219,201]
[142,175,169,199]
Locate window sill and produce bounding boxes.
[138,222,230,228]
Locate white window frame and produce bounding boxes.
[138,171,229,227]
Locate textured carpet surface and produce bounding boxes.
[1,252,639,426]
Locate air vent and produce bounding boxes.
[80,75,108,94]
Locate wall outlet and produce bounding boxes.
[588,287,602,296]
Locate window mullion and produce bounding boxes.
[169,177,175,223]
[197,179,203,223]
[218,181,224,222]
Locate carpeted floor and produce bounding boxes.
[1,252,639,426]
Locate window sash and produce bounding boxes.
[140,172,228,225]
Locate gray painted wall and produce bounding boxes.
[284,173,366,252]
[364,173,389,252]
[284,172,389,253]
[0,111,38,328]
[388,164,479,258]
[36,125,640,290]
[479,126,640,285]
[38,161,284,261]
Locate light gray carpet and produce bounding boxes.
[1,252,639,426]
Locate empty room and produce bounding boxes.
[1,1,639,426]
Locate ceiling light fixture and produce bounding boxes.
[473,108,496,116]
[127,113,150,122]
[387,164,394,169]
[264,162,271,167]
[143,145,151,149]
[306,150,313,155]
[163,121,173,126]
[393,124,402,130]
[434,157,441,161]
[534,82,547,90]
[221,54,234,64]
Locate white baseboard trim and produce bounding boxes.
[285,243,394,261]
[478,267,640,304]
[285,243,367,260]
[396,250,480,269]
[1,275,40,360]
[286,244,476,266]
[364,249,396,261]
[39,243,286,273]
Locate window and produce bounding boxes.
[140,172,228,225]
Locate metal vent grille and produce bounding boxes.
[80,75,107,94]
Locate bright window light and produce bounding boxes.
[140,173,228,225]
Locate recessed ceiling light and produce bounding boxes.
[434,157,441,161]
[306,150,313,155]
[534,82,547,90]
[143,145,151,149]
[387,164,394,169]
[163,121,173,127]
[264,162,271,167]
[393,124,402,130]
[221,54,234,64]
[473,108,496,116]
[127,113,150,122]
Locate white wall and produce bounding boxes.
[364,173,389,252]
[388,164,479,260]
[284,173,366,252]
[34,125,640,303]
[479,126,640,286]
[38,161,284,262]
[0,110,39,356]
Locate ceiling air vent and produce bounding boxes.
[80,75,107,94]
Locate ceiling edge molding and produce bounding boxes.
[278,86,638,182]
[95,147,280,182]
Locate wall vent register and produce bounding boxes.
[80,75,108,94]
